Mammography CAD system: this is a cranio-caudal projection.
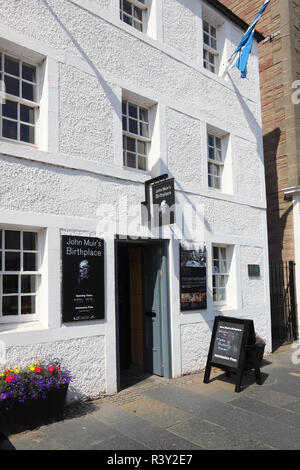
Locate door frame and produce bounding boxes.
[115,237,172,391]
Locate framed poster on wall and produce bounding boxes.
[62,235,105,322]
[180,242,207,311]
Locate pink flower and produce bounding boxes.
[34,366,43,373]
[48,365,55,372]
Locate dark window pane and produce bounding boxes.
[203,21,209,33]
[21,275,36,293]
[126,153,136,168]
[22,82,34,101]
[123,0,132,14]
[23,252,36,271]
[5,231,20,249]
[4,75,20,97]
[4,56,19,77]
[3,275,18,294]
[20,124,34,144]
[22,63,36,82]
[3,296,18,316]
[2,100,17,119]
[209,146,215,160]
[0,230,2,249]
[128,104,138,118]
[134,6,142,21]
[129,119,138,134]
[20,105,34,124]
[123,14,132,25]
[126,136,136,152]
[2,119,17,140]
[23,232,37,251]
[5,252,21,271]
[0,252,2,271]
[204,33,210,46]
[122,101,127,115]
[21,296,35,315]
[122,116,127,131]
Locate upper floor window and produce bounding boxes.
[0,229,39,323]
[0,53,37,145]
[122,100,150,171]
[203,20,219,74]
[208,133,224,190]
[120,0,146,32]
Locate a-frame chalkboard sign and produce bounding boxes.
[204,316,259,393]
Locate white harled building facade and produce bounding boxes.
[0,0,271,400]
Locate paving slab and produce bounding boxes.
[121,397,192,429]
[91,402,202,450]
[168,416,275,450]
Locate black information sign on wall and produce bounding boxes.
[204,316,257,392]
[180,243,207,311]
[152,178,175,227]
[62,235,105,322]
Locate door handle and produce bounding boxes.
[145,311,156,318]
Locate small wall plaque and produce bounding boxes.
[248,264,260,277]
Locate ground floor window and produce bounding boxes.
[212,245,228,303]
[0,229,39,323]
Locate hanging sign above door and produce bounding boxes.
[152,178,175,227]
[141,174,175,228]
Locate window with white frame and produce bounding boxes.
[212,246,228,303]
[122,100,150,171]
[207,133,224,190]
[203,20,219,74]
[120,0,147,32]
[0,229,39,323]
[0,53,37,145]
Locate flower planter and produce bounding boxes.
[0,386,68,433]
[244,343,265,370]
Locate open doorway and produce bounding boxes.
[116,239,171,391]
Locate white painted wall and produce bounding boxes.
[0,0,271,399]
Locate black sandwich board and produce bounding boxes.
[204,316,258,393]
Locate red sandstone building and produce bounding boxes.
[219,0,300,349]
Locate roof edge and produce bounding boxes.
[204,0,265,42]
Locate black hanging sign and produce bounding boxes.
[180,243,207,310]
[62,235,105,322]
[152,178,175,227]
[204,316,257,392]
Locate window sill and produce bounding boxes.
[213,305,236,312]
[0,321,47,335]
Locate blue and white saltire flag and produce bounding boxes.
[222,0,270,79]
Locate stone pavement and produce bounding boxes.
[4,343,300,450]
